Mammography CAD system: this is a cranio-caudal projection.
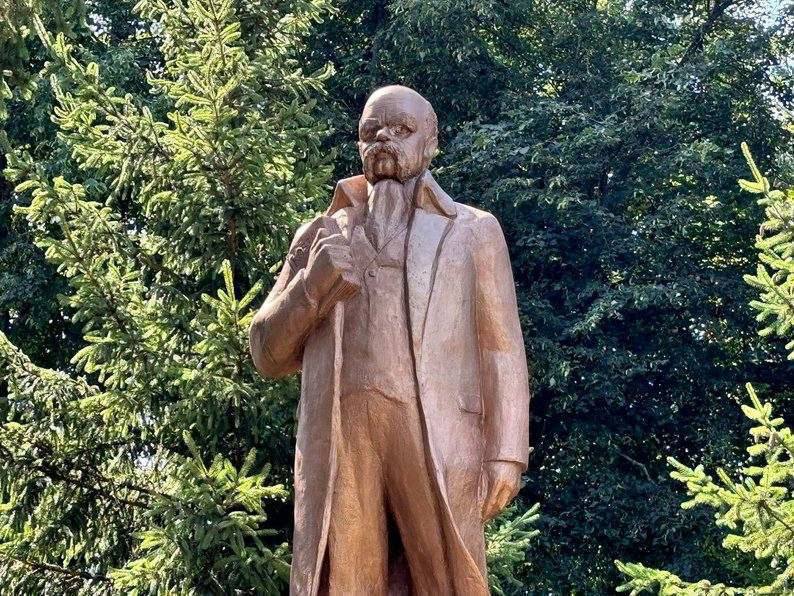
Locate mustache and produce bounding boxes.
[362,141,405,163]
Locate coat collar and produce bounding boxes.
[325,170,457,219]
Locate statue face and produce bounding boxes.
[358,86,437,184]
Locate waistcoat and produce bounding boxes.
[339,220,416,402]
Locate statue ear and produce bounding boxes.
[424,135,438,164]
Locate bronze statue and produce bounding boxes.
[250,85,530,595]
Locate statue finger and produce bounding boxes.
[315,232,347,248]
[487,486,508,520]
[498,484,513,511]
[327,249,352,269]
[481,490,498,521]
[484,481,509,521]
[310,227,331,251]
[510,476,522,499]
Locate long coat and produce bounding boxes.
[249,170,530,595]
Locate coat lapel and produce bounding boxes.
[406,211,452,365]
[405,171,456,365]
[326,170,457,365]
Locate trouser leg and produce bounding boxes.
[326,394,388,596]
[379,398,452,596]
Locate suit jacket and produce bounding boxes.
[249,170,530,595]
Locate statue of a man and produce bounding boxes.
[250,85,530,595]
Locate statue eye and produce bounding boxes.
[360,126,376,141]
[392,124,409,136]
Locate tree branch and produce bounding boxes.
[617,450,654,483]
[678,0,737,65]
[0,553,110,583]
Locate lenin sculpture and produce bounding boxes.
[249,85,531,595]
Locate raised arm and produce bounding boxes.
[249,216,358,378]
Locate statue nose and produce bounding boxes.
[375,128,390,142]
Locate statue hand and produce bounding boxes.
[481,460,522,522]
[304,226,358,306]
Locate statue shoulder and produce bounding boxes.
[455,203,503,234]
[452,205,508,265]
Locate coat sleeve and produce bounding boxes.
[474,214,531,470]
[249,219,324,378]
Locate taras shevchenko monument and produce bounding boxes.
[250,85,531,595]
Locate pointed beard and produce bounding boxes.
[365,179,412,249]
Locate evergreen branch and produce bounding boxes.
[1,0,327,590]
[0,553,110,583]
[206,0,229,69]
[740,143,794,354]
[52,188,154,367]
[758,501,794,536]
[0,444,150,510]
[31,15,175,164]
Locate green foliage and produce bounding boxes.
[485,502,541,595]
[615,561,745,595]
[616,149,794,593]
[0,0,97,370]
[0,0,87,119]
[109,431,290,593]
[0,325,289,593]
[0,0,331,591]
[432,2,792,589]
[742,139,794,359]
[2,0,794,593]
[616,385,793,594]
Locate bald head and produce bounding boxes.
[358,85,439,184]
[364,86,438,138]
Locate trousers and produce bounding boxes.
[324,390,452,595]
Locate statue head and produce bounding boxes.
[358,85,438,184]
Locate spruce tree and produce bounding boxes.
[1,0,96,370]
[742,140,794,361]
[616,140,794,594]
[0,0,331,591]
[486,504,541,595]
